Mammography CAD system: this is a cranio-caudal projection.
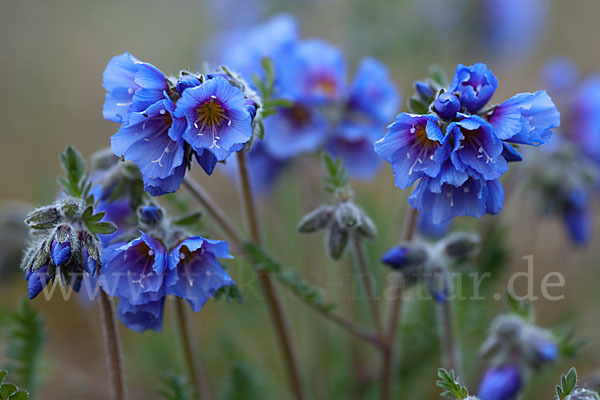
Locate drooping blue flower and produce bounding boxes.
[51,239,71,266]
[478,364,522,400]
[449,115,508,180]
[487,91,560,146]
[262,103,328,160]
[374,113,448,189]
[449,63,498,112]
[175,77,253,161]
[166,236,234,312]
[102,52,170,123]
[27,265,53,300]
[417,213,451,238]
[111,96,187,196]
[572,76,600,163]
[117,297,165,333]
[347,57,400,124]
[99,232,167,306]
[328,123,382,180]
[278,39,347,105]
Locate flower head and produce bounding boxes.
[166,237,234,312]
[327,124,382,180]
[449,63,498,112]
[117,297,165,333]
[175,77,253,161]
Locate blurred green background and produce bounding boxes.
[1,0,599,398]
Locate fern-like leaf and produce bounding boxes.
[3,298,46,397]
[156,370,194,400]
[217,363,263,400]
[436,368,470,399]
[556,368,578,400]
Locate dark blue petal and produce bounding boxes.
[478,364,522,400]
[143,162,187,196]
[195,150,218,176]
[176,75,201,95]
[501,143,523,162]
[51,239,71,266]
[449,63,498,112]
[28,265,52,300]
[117,297,165,333]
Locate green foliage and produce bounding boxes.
[156,370,194,400]
[477,223,509,281]
[506,290,533,321]
[173,212,203,228]
[81,205,117,235]
[217,363,264,400]
[214,284,245,305]
[3,298,45,397]
[556,368,578,400]
[322,153,349,193]
[436,369,469,399]
[428,64,449,88]
[242,242,337,313]
[553,325,586,359]
[408,97,430,114]
[0,371,28,400]
[58,146,92,202]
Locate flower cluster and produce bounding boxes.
[375,63,560,224]
[103,53,258,196]
[218,14,400,190]
[21,197,108,299]
[477,313,558,400]
[98,205,235,332]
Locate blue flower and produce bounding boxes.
[347,57,400,124]
[278,39,347,105]
[51,239,71,266]
[176,75,201,95]
[541,57,579,93]
[409,176,503,224]
[449,115,508,180]
[374,113,448,189]
[103,52,169,123]
[262,103,328,160]
[328,123,382,180]
[95,198,133,246]
[434,92,461,120]
[117,297,165,333]
[563,189,590,246]
[449,63,498,112]
[487,91,560,146]
[417,213,451,238]
[111,96,187,196]
[175,77,252,161]
[478,364,522,400]
[166,237,234,312]
[572,76,600,163]
[99,232,167,306]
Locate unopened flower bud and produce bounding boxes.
[334,202,361,229]
[477,364,522,400]
[522,327,558,369]
[138,205,164,227]
[176,74,201,95]
[326,221,349,260]
[298,206,333,233]
[356,213,377,239]
[443,232,480,260]
[25,206,60,230]
[434,92,461,119]
[568,389,600,400]
[415,81,435,101]
[51,238,72,267]
[381,244,427,270]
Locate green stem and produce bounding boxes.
[235,150,306,400]
[439,296,458,372]
[380,207,419,400]
[99,291,126,400]
[351,234,383,337]
[174,297,213,400]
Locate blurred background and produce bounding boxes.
[1,0,599,398]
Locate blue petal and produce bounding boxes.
[117,297,165,333]
[143,162,187,196]
[102,52,141,123]
[51,239,71,266]
[327,123,382,180]
[501,143,523,162]
[28,265,52,300]
[478,364,522,400]
[449,63,498,112]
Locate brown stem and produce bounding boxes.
[380,207,419,400]
[99,291,126,400]
[319,309,384,350]
[351,235,383,337]
[235,150,306,400]
[174,297,213,400]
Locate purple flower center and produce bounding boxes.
[309,73,337,97]
[284,103,312,127]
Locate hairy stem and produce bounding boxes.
[351,234,383,337]
[380,207,419,400]
[99,291,126,400]
[236,150,306,400]
[174,297,213,400]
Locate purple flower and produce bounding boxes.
[166,237,234,312]
[278,39,347,105]
[449,63,498,112]
[99,232,167,306]
[478,364,522,400]
[374,113,448,189]
[102,52,170,123]
[175,77,253,161]
[27,264,53,300]
[348,57,400,124]
[117,297,165,333]
[111,96,187,196]
[434,92,461,120]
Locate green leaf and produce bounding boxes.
[156,370,194,400]
[321,153,349,192]
[217,362,263,400]
[553,325,586,359]
[506,290,533,321]
[242,242,337,313]
[556,367,578,400]
[428,64,449,88]
[408,97,430,114]
[3,298,45,396]
[173,212,203,227]
[59,146,86,197]
[436,368,469,399]
[0,384,17,399]
[0,372,6,386]
[8,390,28,400]
[86,221,117,235]
[214,285,245,305]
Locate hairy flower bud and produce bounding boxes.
[326,221,349,260]
[25,206,61,230]
[298,206,333,233]
[568,389,600,400]
[356,213,377,238]
[442,232,481,260]
[334,202,361,229]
